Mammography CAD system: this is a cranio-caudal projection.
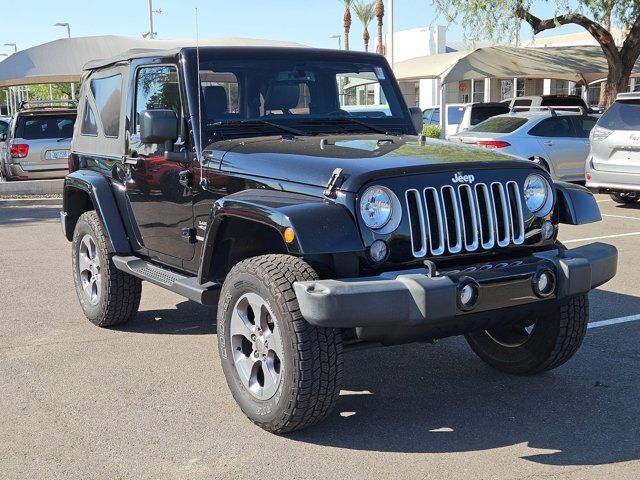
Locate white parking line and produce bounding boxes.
[597,199,611,203]
[588,314,640,329]
[563,231,640,243]
[602,214,640,221]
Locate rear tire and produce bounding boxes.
[465,295,588,375]
[610,192,639,204]
[72,211,142,327]
[217,254,343,433]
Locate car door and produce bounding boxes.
[571,115,597,176]
[528,116,585,180]
[126,63,195,267]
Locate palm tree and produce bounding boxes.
[339,0,355,51]
[354,1,376,52]
[375,0,384,54]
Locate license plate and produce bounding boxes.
[46,150,70,160]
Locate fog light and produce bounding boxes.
[457,279,480,311]
[533,270,556,298]
[369,240,388,263]
[541,221,555,240]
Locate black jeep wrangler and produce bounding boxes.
[61,44,617,433]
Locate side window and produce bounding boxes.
[90,74,122,137]
[575,116,597,138]
[529,117,574,138]
[0,121,7,136]
[431,109,440,124]
[135,65,181,134]
[81,102,98,136]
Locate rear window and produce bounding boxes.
[469,116,528,133]
[447,106,465,125]
[470,105,510,125]
[541,97,586,108]
[15,115,76,140]
[598,100,640,131]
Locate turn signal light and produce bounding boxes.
[9,144,29,158]
[283,227,296,244]
[476,140,511,149]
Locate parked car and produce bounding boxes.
[449,110,599,182]
[0,116,9,177]
[503,94,592,113]
[423,102,509,137]
[586,92,640,204]
[1,101,76,181]
[60,45,616,434]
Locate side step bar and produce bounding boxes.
[112,256,220,305]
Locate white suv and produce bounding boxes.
[586,92,640,204]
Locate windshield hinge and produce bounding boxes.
[324,168,345,199]
[181,227,197,244]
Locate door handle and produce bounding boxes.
[544,141,554,147]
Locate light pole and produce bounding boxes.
[144,0,162,39]
[4,43,17,53]
[54,22,75,100]
[330,34,342,50]
[54,22,71,38]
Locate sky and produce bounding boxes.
[1,0,586,54]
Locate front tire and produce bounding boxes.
[217,254,343,433]
[465,295,588,375]
[72,211,142,327]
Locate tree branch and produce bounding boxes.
[621,14,640,71]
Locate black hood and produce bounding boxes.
[207,134,536,192]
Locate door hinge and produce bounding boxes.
[181,227,197,244]
[324,168,345,199]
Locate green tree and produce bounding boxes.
[339,0,355,50]
[354,1,376,52]
[432,0,640,106]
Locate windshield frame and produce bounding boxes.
[180,48,415,145]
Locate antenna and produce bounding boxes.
[195,7,206,189]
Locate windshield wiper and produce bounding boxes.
[209,119,305,137]
[307,117,395,136]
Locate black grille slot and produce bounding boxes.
[405,190,425,256]
[424,188,444,254]
[506,181,525,243]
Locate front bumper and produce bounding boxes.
[294,243,617,329]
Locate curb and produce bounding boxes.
[0,197,62,206]
[0,179,64,196]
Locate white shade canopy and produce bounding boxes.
[0,35,307,87]
[394,45,640,85]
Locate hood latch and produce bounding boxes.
[324,168,345,199]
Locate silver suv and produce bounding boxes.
[586,92,640,204]
[1,101,76,180]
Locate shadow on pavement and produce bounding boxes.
[117,300,217,335]
[0,204,60,226]
[289,289,640,467]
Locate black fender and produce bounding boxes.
[198,189,364,283]
[555,181,602,225]
[62,170,133,254]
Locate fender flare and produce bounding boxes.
[198,190,364,283]
[63,170,133,254]
[554,181,602,225]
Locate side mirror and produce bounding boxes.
[139,109,178,144]
[408,107,423,134]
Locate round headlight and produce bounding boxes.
[360,186,393,229]
[524,174,552,215]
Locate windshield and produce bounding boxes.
[598,100,640,131]
[193,53,412,142]
[15,114,76,140]
[470,116,528,133]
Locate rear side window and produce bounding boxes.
[0,120,7,136]
[447,106,465,125]
[529,117,575,137]
[90,74,122,137]
[15,115,76,140]
[470,116,527,133]
[470,105,510,126]
[81,104,98,136]
[574,116,597,138]
[135,65,181,134]
[598,100,640,130]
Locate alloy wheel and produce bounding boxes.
[78,234,102,306]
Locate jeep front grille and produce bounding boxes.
[405,182,525,258]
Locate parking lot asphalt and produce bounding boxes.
[1,195,639,480]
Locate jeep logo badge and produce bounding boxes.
[452,172,475,184]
